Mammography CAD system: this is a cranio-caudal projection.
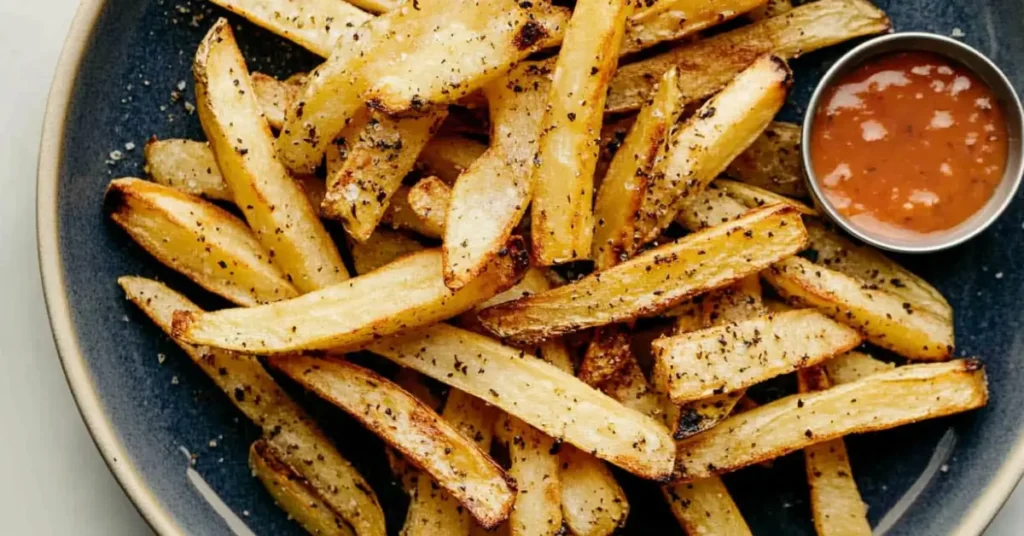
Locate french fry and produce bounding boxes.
[662,477,752,536]
[377,185,436,239]
[530,0,632,265]
[797,366,871,536]
[674,359,988,481]
[366,323,676,480]
[419,136,488,184]
[322,110,447,242]
[674,187,751,232]
[621,0,767,55]
[249,440,354,536]
[402,389,497,536]
[105,178,298,307]
[194,19,349,291]
[406,176,451,238]
[592,67,683,270]
[144,139,232,201]
[251,72,301,130]
[118,277,385,536]
[716,179,818,216]
[764,256,954,360]
[599,359,680,433]
[270,355,514,527]
[825,351,896,385]
[605,0,891,114]
[725,121,808,198]
[749,0,794,20]
[578,326,634,388]
[175,244,526,353]
[636,54,790,244]
[559,446,630,536]
[443,61,551,289]
[494,414,563,536]
[478,205,809,345]
[652,309,862,403]
[208,0,371,58]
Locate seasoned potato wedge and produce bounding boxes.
[118,277,385,536]
[621,0,766,55]
[494,414,563,536]
[579,327,634,388]
[270,355,514,527]
[675,187,751,231]
[825,351,896,385]
[674,359,987,481]
[605,0,891,114]
[559,446,630,536]
[419,136,488,184]
[652,309,862,403]
[105,178,298,307]
[478,205,808,345]
[174,244,528,353]
[144,139,231,201]
[797,366,871,536]
[194,19,349,291]
[716,179,818,216]
[406,177,450,237]
[443,61,551,289]
[764,256,954,360]
[662,477,752,536]
[592,67,683,270]
[530,0,632,265]
[637,54,790,244]
[366,324,676,480]
[725,121,807,198]
[249,440,354,536]
[208,0,371,58]
[251,72,301,130]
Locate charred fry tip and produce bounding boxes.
[673,410,707,440]
[171,309,196,338]
[103,181,130,216]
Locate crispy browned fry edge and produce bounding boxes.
[479,204,808,345]
[269,355,515,528]
[494,414,563,536]
[674,359,988,481]
[606,0,891,113]
[250,440,354,536]
[118,277,385,536]
[174,243,528,353]
[194,19,349,291]
[662,477,752,536]
[105,178,298,307]
[208,0,371,58]
[725,121,808,198]
[579,326,634,387]
[622,0,766,55]
[366,323,676,480]
[406,176,451,238]
[652,309,862,403]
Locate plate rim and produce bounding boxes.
[33,1,1024,534]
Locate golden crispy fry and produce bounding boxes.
[366,324,676,480]
[674,359,987,481]
[606,0,891,114]
[530,0,631,265]
[494,414,563,536]
[674,187,751,231]
[622,0,766,55]
[144,139,232,201]
[559,446,630,536]
[653,310,862,403]
[270,355,514,527]
[443,61,551,289]
[805,220,952,321]
[600,359,680,433]
[402,389,498,536]
[249,440,354,536]
[361,2,568,115]
[118,277,385,536]
[479,205,808,345]
[637,55,790,243]
[716,179,818,216]
[764,256,954,360]
[592,67,683,270]
[725,121,808,198]
[105,178,298,306]
[578,326,634,387]
[174,244,527,353]
[825,351,896,385]
[194,19,349,291]
[377,185,430,238]
[251,72,300,130]
[323,111,447,241]
[208,0,371,58]
[797,366,871,536]
[418,136,488,184]
[662,477,752,536]
[406,176,451,238]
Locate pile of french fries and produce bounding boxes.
[107,0,988,534]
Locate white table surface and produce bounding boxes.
[1,1,1022,535]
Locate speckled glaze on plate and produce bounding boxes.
[37,0,1024,534]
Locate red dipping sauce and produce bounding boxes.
[810,51,1009,239]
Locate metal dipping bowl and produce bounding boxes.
[802,32,1024,253]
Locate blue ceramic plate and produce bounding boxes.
[37,0,1024,534]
